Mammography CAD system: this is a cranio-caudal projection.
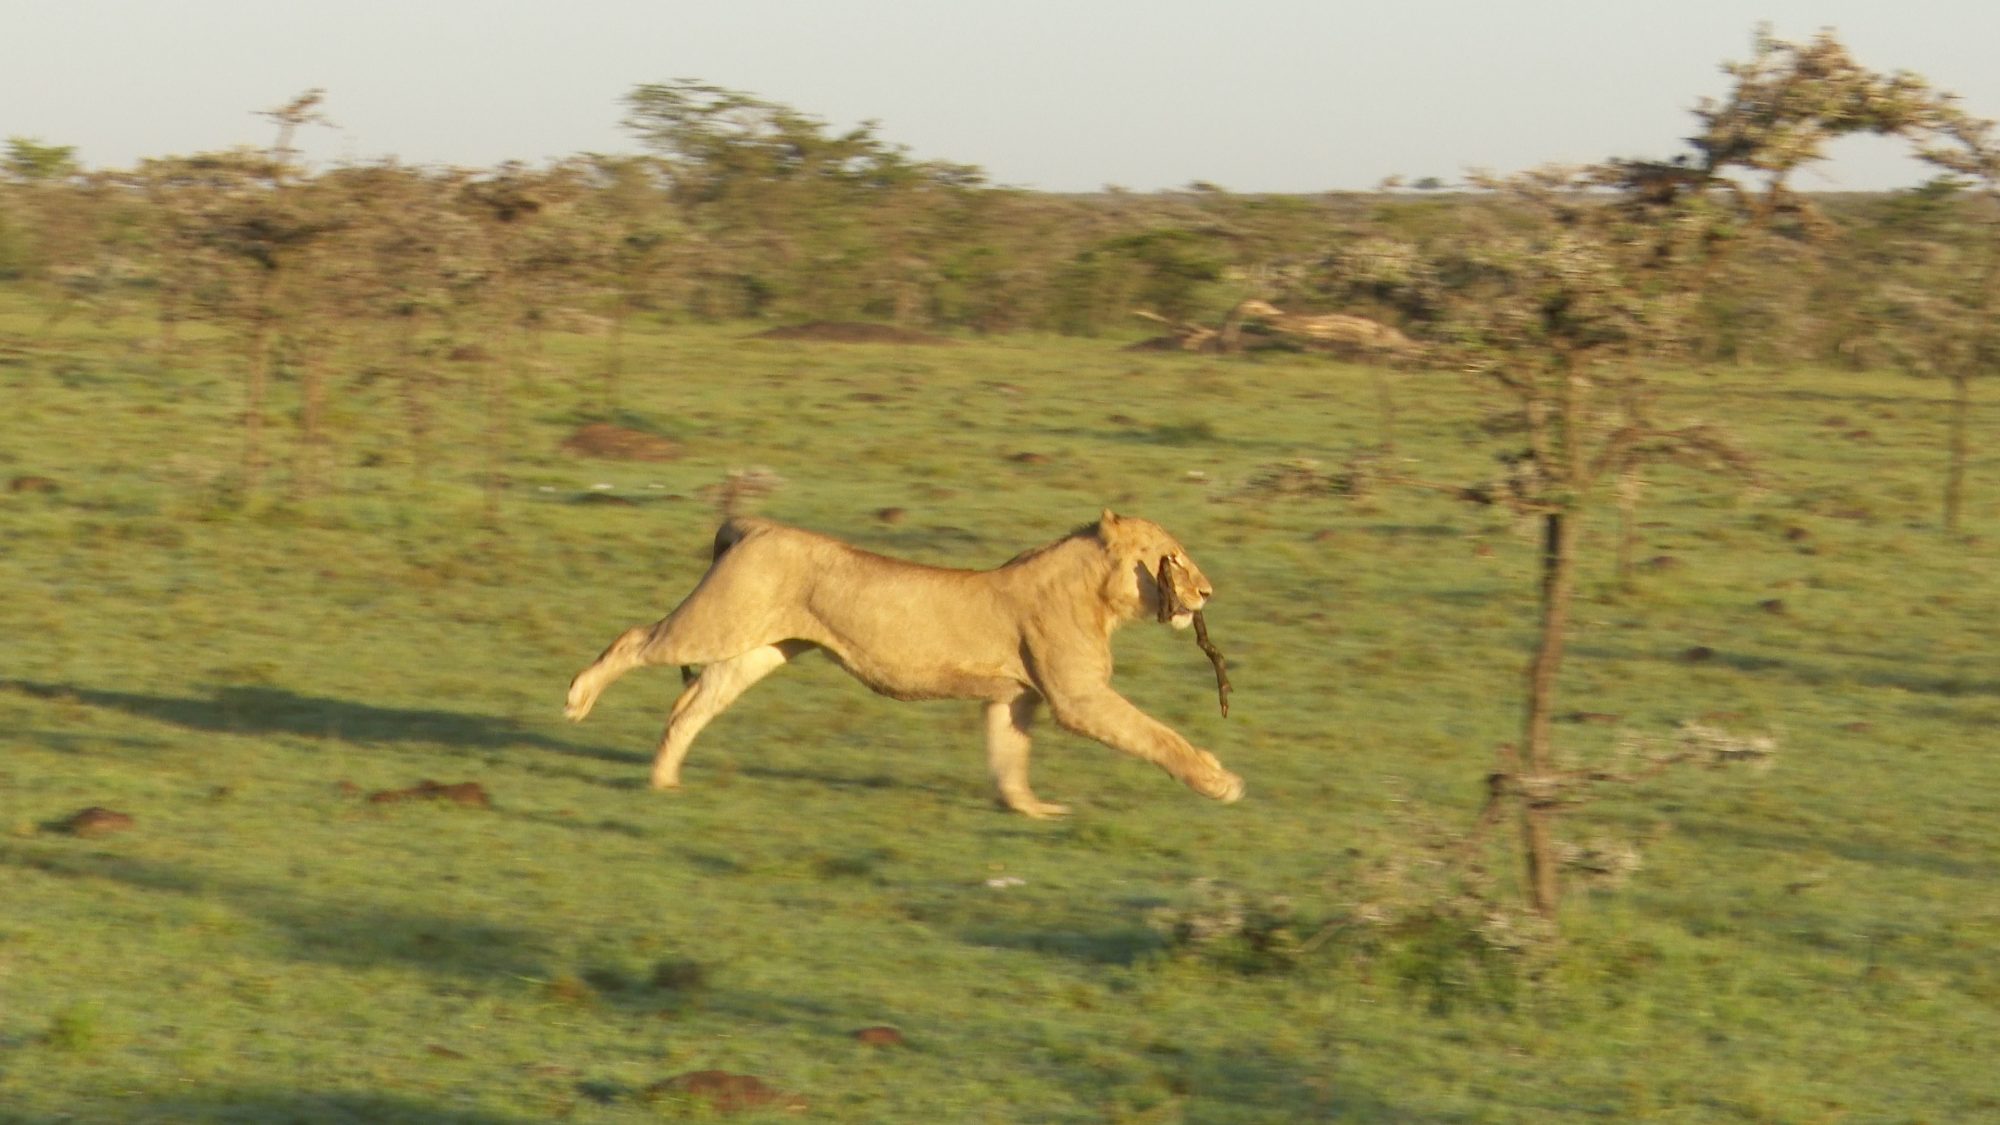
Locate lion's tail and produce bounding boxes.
[711,517,758,563]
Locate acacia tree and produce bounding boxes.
[577,154,681,413]
[1401,30,1985,916]
[1895,109,2000,533]
[308,161,476,480]
[1421,169,1751,915]
[621,80,987,322]
[454,162,593,523]
[1653,29,2000,532]
[0,138,127,330]
[142,145,333,494]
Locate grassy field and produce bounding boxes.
[1,291,1996,1123]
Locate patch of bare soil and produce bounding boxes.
[751,321,957,346]
[52,807,135,837]
[642,1071,807,1114]
[366,780,491,807]
[560,423,682,462]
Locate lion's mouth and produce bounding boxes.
[1170,610,1195,630]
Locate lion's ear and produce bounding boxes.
[1096,509,1127,546]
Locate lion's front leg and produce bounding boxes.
[984,693,1068,819]
[1044,687,1243,804]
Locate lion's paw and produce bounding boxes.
[563,678,598,722]
[1192,767,1244,803]
[1212,771,1245,803]
[996,792,1072,820]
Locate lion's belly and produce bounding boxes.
[800,571,1025,702]
[820,647,1022,703]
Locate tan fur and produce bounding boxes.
[564,510,1243,817]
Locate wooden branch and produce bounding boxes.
[1158,556,1232,717]
[1191,610,1232,718]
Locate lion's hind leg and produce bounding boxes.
[651,641,810,789]
[565,585,773,722]
[565,624,654,721]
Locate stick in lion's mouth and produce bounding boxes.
[1158,556,1232,718]
[1191,610,1231,718]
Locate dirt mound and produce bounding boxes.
[366,780,491,807]
[560,423,683,462]
[751,321,956,346]
[642,1071,806,1114]
[53,807,134,837]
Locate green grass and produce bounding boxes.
[1,291,1997,1122]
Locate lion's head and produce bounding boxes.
[1096,509,1212,629]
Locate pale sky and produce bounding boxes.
[4,1,1996,192]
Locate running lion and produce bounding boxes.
[563,510,1243,817]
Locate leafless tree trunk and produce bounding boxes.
[395,313,432,482]
[603,287,627,415]
[242,271,278,495]
[1519,508,1577,917]
[1373,369,1398,453]
[291,332,330,500]
[483,288,519,528]
[1615,468,1642,588]
[1944,373,1971,534]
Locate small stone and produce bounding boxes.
[1681,645,1716,663]
[853,1025,905,1047]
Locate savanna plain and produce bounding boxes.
[1,297,1996,1123]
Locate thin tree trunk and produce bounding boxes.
[483,345,506,527]
[1373,370,1398,454]
[1944,373,1970,534]
[156,280,181,357]
[396,313,432,482]
[292,332,328,500]
[483,285,518,528]
[1519,508,1578,917]
[243,272,278,496]
[1615,468,1641,589]
[603,289,626,416]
